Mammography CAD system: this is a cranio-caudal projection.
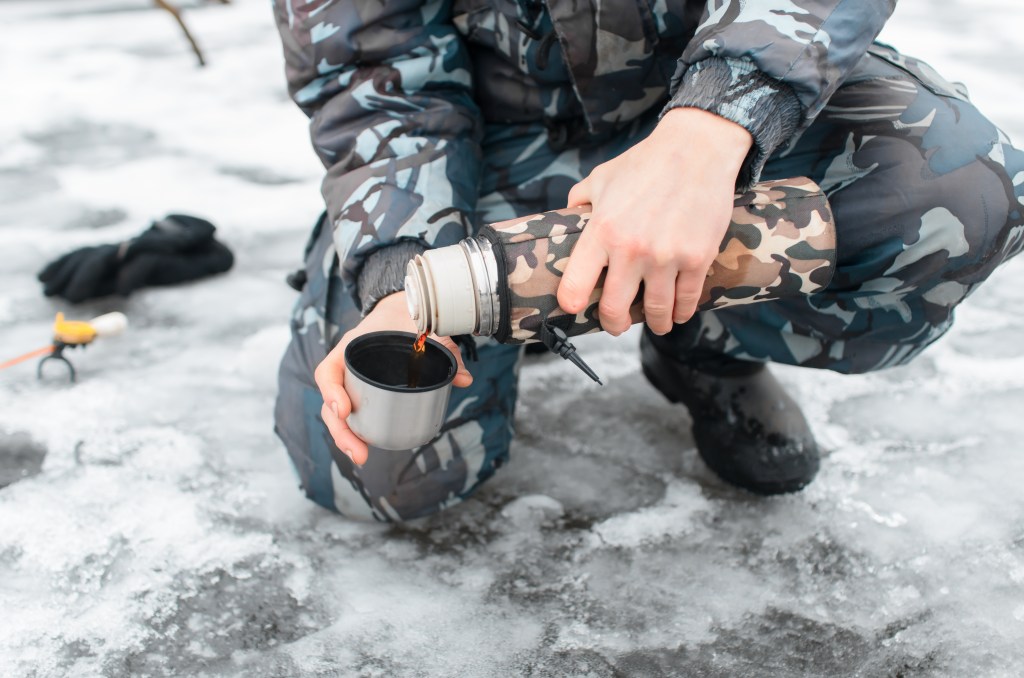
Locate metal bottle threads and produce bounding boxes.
[405,177,838,346]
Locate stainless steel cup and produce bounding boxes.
[343,331,457,450]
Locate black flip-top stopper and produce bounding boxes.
[538,321,603,385]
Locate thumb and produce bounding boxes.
[434,336,474,388]
[566,177,592,209]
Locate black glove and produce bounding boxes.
[37,244,121,302]
[38,214,234,303]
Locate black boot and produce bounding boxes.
[640,330,820,495]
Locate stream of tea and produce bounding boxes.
[406,332,428,388]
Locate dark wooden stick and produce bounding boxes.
[153,0,206,66]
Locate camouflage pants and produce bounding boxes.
[275,46,1024,522]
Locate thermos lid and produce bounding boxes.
[405,247,479,337]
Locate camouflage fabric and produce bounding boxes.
[483,179,836,344]
[677,1,897,125]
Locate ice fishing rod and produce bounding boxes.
[0,312,127,382]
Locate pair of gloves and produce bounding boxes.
[38,214,234,303]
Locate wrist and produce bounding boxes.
[656,108,753,170]
[661,58,802,190]
[371,290,408,314]
[363,291,418,333]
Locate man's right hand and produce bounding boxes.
[314,291,474,465]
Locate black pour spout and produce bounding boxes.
[538,322,603,385]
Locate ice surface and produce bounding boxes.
[1,0,1023,676]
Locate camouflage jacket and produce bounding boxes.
[272,0,896,314]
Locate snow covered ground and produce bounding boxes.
[1,1,1022,676]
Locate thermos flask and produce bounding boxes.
[405,177,836,348]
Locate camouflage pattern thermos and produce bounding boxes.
[405,178,837,345]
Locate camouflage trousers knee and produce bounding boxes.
[274,44,1023,521]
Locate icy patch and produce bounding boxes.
[0,426,327,677]
[24,118,158,166]
[0,431,47,489]
[217,165,303,186]
[590,479,710,548]
[231,324,291,392]
[501,494,566,525]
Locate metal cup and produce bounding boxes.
[343,331,457,450]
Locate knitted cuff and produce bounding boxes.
[356,241,428,316]
[662,57,802,190]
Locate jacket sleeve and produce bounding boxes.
[662,0,897,188]
[272,0,481,310]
